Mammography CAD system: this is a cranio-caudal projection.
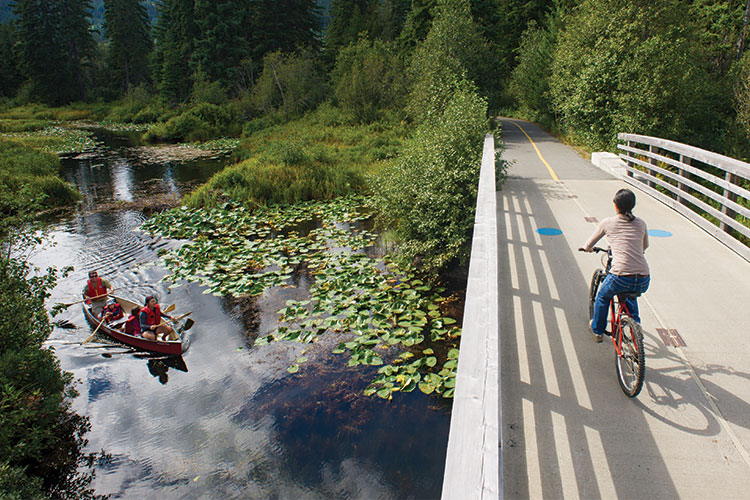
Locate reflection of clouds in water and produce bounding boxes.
[112,158,134,202]
[163,164,180,198]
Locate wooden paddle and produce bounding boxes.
[82,317,107,345]
[57,290,116,309]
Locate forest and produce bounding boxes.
[1,0,750,497]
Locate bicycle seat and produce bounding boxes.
[617,291,641,299]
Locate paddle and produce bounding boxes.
[57,290,117,309]
[82,317,106,345]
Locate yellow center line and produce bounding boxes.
[511,120,560,182]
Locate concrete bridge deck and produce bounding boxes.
[497,118,750,499]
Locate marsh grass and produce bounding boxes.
[0,139,80,209]
[184,108,409,208]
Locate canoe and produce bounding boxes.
[83,295,184,356]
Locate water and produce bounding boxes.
[36,129,450,499]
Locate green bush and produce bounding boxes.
[549,0,723,151]
[374,82,489,275]
[332,37,407,123]
[145,102,241,142]
[249,50,327,118]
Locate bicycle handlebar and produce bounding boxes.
[578,246,609,254]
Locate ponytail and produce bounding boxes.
[613,189,636,222]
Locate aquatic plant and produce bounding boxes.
[141,196,460,399]
[0,126,97,154]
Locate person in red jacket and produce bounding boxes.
[82,270,113,316]
[140,296,175,341]
[121,306,142,336]
[100,298,124,323]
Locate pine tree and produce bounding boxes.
[0,23,22,98]
[192,0,249,87]
[104,0,153,93]
[398,0,436,54]
[249,0,322,62]
[155,0,197,103]
[13,0,95,104]
[325,0,377,54]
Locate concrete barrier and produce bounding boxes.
[441,134,501,500]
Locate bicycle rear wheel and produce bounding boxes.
[615,316,645,397]
[588,269,605,320]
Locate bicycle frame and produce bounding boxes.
[609,295,633,355]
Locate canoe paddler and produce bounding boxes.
[82,270,113,316]
[140,295,177,341]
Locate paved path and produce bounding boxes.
[498,118,750,499]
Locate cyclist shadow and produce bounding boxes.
[637,330,750,436]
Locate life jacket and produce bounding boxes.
[141,305,162,326]
[124,315,141,335]
[104,303,124,321]
[86,277,107,298]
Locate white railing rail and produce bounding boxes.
[617,133,750,262]
[441,134,501,500]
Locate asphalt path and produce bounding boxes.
[497,118,750,499]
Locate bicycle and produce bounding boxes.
[580,246,646,397]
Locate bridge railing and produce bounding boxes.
[441,134,500,500]
[617,133,750,262]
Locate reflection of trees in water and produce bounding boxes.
[221,295,262,346]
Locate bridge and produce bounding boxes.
[442,118,750,499]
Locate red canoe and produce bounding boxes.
[83,295,184,356]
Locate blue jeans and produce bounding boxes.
[592,274,650,335]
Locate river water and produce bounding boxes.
[36,129,451,499]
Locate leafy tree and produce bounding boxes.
[691,0,747,74]
[509,19,555,121]
[369,0,411,42]
[12,0,95,104]
[374,81,489,274]
[397,0,436,54]
[192,0,248,87]
[493,0,553,84]
[104,0,153,92]
[154,0,197,104]
[549,0,724,150]
[0,195,102,499]
[331,37,406,122]
[249,50,327,118]
[407,0,493,122]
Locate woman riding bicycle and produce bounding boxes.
[582,188,650,343]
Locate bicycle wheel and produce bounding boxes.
[588,269,605,320]
[615,316,646,397]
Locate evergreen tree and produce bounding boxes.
[249,0,322,62]
[13,0,95,104]
[155,0,197,103]
[104,0,153,93]
[325,0,377,54]
[192,0,249,87]
[398,0,436,54]
[0,23,22,98]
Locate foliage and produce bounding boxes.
[12,0,96,105]
[154,0,197,104]
[406,0,492,123]
[0,23,22,99]
[0,199,101,499]
[248,50,327,118]
[549,0,726,151]
[509,20,555,123]
[374,82,489,275]
[248,0,323,62]
[141,196,461,399]
[192,0,248,88]
[331,37,407,122]
[0,139,80,216]
[144,102,241,142]
[103,0,153,92]
[325,0,378,56]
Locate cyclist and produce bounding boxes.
[582,188,650,342]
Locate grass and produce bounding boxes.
[184,106,410,208]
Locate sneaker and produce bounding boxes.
[589,319,603,343]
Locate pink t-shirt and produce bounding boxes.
[584,214,650,276]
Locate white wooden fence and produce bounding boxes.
[617,133,750,262]
[441,134,500,500]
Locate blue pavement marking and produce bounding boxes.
[537,227,563,236]
[648,229,673,237]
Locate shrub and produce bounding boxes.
[331,37,407,123]
[374,82,489,275]
[145,102,240,142]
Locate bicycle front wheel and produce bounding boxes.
[615,316,646,397]
[589,269,605,320]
